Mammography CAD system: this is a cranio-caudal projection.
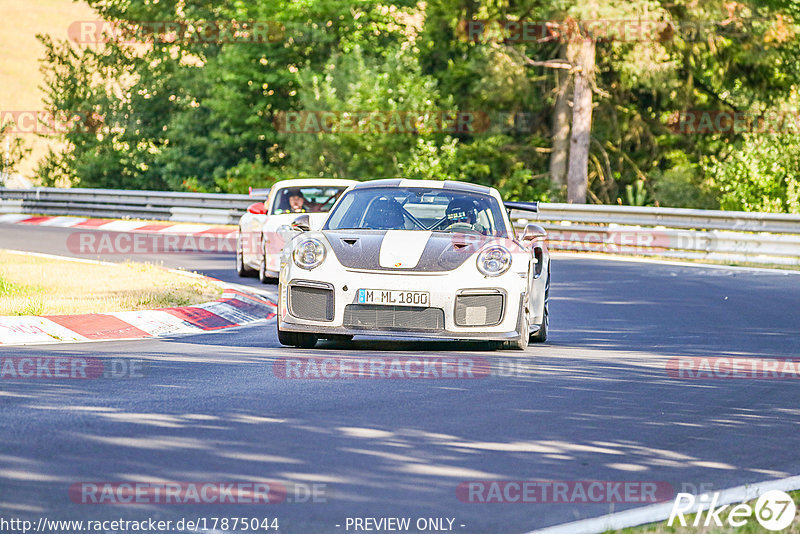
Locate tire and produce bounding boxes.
[531,269,550,343]
[276,320,318,348]
[258,251,276,284]
[258,254,269,283]
[507,309,530,351]
[293,333,318,349]
[236,234,256,277]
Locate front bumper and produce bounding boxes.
[278,265,530,342]
[279,322,525,341]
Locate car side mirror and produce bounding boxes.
[247,202,267,215]
[291,214,311,232]
[277,224,297,243]
[521,223,547,243]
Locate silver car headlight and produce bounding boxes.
[476,246,511,277]
[293,238,326,270]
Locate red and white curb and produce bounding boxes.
[0,253,275,346]
[0,213,237,237]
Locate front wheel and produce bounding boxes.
[530,270,550,343]
[530,307,547,343]
[276,320,318,348]
[506,310,530,351]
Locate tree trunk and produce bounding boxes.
[548,44,573,190]
[566,38,596,204]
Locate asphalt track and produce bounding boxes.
[1,222,799,534]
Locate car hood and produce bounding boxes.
[323,229,511,272]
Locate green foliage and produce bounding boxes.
[31,0,800,213]
[0,123,30,179]
[451,134,552,200]
[650,151,719,208]
[707,134,800,213]
[37,0,416,191]
[213,157,289,194]
[625,180,649,206]
[283,44,458,180]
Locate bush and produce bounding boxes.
[650,151,718,209]
[706,134,800,213]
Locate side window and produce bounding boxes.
[271,189,288,214]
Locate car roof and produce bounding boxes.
[272,178,358,189]
[350,179,496,195]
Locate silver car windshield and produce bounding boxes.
[324,187,509,237]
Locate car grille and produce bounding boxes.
[289,284,334,321]
[454,293,504,326]
[343,305,444,331]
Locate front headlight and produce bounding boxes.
[292,238,326,270]
[476,246,511,277]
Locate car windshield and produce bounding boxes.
[324,186,509,237]
[271,186,348,214]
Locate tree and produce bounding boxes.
[548,44,574,191]
[0,123,30,183]
[707,133,800,213]
[566,37,595,203]
[283,44,458,181]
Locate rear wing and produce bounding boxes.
[504,200,539,216]
[248,186,271,198]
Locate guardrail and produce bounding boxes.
[511,204,800,266]
[2,187,800,266]
[0,187,251,225]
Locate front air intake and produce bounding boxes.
[343,305,444,331]
[289,282,334,321]
[454,292,504,326]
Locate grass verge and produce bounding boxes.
[0,250,223,316]
[608,490,800,533]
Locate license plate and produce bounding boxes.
[357,289,430,307]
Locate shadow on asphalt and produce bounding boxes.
[1,256,799,533]
[2,334,799,533]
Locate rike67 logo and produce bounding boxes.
[669,490,797,531]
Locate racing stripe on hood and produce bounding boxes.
[379,230,431,268]
[324,230,491,272]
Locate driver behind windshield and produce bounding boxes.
[286,189,307,213]
[324,187,507,237]
[444,197,485,234]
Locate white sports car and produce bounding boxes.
[276,179,550,350]
[236,178,357,282]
